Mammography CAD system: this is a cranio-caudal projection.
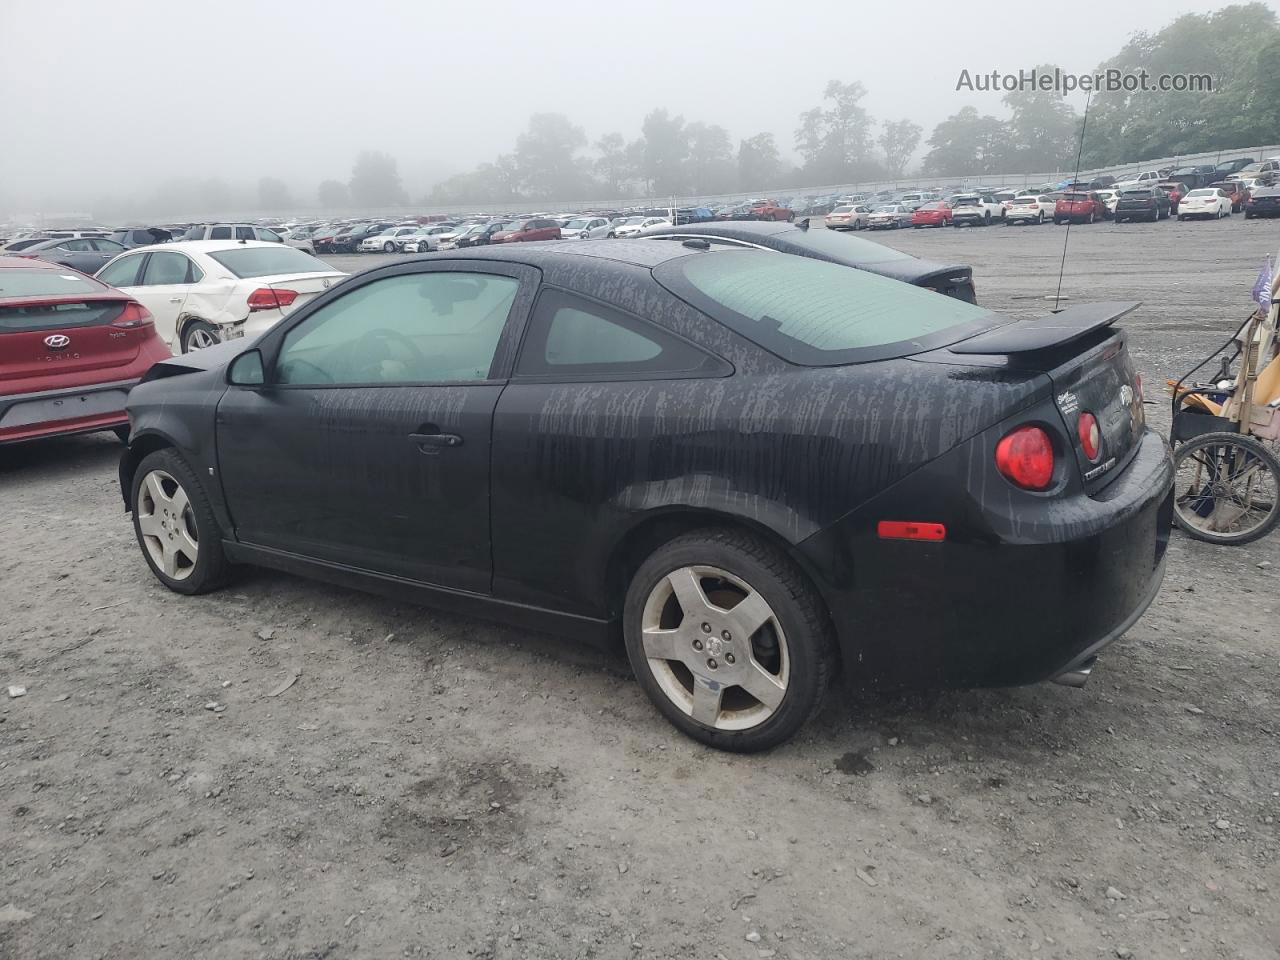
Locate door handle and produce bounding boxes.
[408,432,463,450]
[168,296,182,303]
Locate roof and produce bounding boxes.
[415,239,703,270]
[111,239,285,255]
[0,255,60,269]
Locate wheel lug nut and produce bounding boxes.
[707,658,718,670]
[725,653,735,664]
[700,623,711,633]
[721,630,731,641]
[692,639,703,651]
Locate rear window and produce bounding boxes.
[1121,190,1154,198]
[655,250,997,366]
[0,269,102,299]
[3,239,50,252]
[1186,189,1215,197]
[0,301,125,332]
[206,246,331,279]
[775,227,902,264]
[1061,193,1089,201]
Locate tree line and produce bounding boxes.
[77,3,1280,219]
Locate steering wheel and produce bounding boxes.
[349,328,428,380]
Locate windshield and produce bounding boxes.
[207,246,333,279]
[655,250,996,366]
[563,219,589,229]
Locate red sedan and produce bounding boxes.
[747,200,795,221]
[911,202,953,227]
[0,257,169,445]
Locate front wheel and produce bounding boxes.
[623,529,833,752]
[131,449,232,593]
[181,320,220,353]
[384,241,396,252]
[1172,432,1280,545]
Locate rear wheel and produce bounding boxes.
[623,529,833,752]
[983,212,991,225]
[132,449,232,593]
[1037,211,1044,224]
[113,426,130,444]
[1172,432,1280,545]
[181,320,220,353]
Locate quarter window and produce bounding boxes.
[276,271,520,385]
[209,226,232,239]
[516,289,721,379]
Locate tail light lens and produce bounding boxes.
[111,301,154,329]
[1077,412,1101,461]
[995,425,1055,490]
[247,288,298,312]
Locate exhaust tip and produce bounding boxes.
[1052,657,1097,688]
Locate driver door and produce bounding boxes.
[214,261,537,592]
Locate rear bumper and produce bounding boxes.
[0,376,138,444]
[797,429,1174,690]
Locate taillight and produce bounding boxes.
[1077,412,1101,461]
[995,425,1055,490]
[246,288,298,312]
[112,301,154,329]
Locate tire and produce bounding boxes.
[180,320,220,354]
[1053,217,1062,225]
[113,426,130,444]
[1037,212,1044,224]
[983,212,991,225]
[1172,432,1280,545]
[622,528,833,752]
[1088,211,1095,224]
[131,448,232,594]
[1246,212,1255,219]
[383,241,396,252]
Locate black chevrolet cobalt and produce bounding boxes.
[119,240,1173,752]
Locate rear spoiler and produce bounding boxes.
[948,301,1140,355]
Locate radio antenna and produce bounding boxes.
[1053,88,1093,313]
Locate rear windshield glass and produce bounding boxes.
[0,268,102,298]
[207,246,330,279]
[655,250,997,366]
[776,227,902,264]
[0,301,124,332]
[1186,189,1215,197]
[1121,190,1154,198]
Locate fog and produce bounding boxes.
[0,0,1264,215]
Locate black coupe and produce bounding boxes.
[119,241,1173,752]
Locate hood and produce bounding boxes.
[139,337,257,382]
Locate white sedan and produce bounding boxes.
[558,216,610,239]
[615,216,671,238]
[1178,188,1233,220]
[95,240,345,353]
[403,224,463,253]
[360,226,423,253]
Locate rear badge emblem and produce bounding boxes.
[44,334,71,349]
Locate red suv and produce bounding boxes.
[747,200,794,221]
[490,218,562,243]
[0,257,169,445]
[1054,192,1107,224]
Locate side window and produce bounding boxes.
[209,226,232,239]
[97,254,145,287]
[61,239,92,251]
[258,229,282,243]
[235,226,255,241]
[90,238,126,252]
[142,251,195,285]
[516,289,722,379]
[276,271,520,386]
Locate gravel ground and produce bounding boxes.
[2,217,1278,960]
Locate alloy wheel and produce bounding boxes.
[640,565,789,731]
[187,327,219,350]
[136,469,199,580]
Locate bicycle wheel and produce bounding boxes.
[1172,432,1280,544]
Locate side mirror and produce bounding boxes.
[227,349,266,386]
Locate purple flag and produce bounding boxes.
[1252,257,1273,310]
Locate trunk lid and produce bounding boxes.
[948,302,1145,492]
[0,298,142,383]
[263,272,343,315]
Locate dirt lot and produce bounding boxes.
[3,217,1279,960]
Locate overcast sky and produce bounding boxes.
[1,0,1269,211]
